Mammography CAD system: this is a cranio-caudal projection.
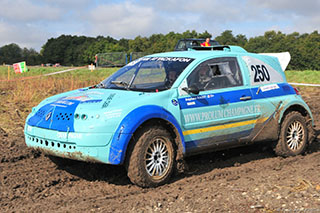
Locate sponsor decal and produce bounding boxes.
[64,95,91,102]
[127,57,193,66]
[69,133,82,139]
[104,109,122,119]
[171,99,178,106]
[185,95,209,102]
[50,103,68,108]
[85,91,103,95]
[260,84,279,92]
[187,101,195,106]
[50,98,102,107]
[52,100,75,106]
[80,99,102,104]
[57,132,67,139]
[184,104,261,124]
[102,93,116,108]
[60,95,102,104]
[57,132,82,139]
[179,93,216,108]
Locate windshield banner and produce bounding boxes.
[127,57,193,66]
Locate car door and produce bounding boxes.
[240,55,289,142]
[177,57,261,154]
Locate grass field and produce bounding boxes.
[1,66,320,83]
[0,65,319,133]
[0,65,117,81]
[0,66,117,132]
[285,70,320,84]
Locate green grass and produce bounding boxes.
[285,70,320,84]
[2,66,320,85]
[0,66,65,78]
[0,65,118,82]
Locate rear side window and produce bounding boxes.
[187,57,243,91]
[242,56,285,86]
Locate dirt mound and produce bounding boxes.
[1,88,320,212]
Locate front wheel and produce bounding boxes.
[274,111,308,157]
[126,126,175,187]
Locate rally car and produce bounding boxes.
[24,45,316,187]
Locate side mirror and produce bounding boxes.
[182,84,200,95]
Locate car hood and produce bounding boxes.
[27,88,163,132]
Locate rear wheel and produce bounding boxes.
[274,111,308,157]
[126,126,175,187]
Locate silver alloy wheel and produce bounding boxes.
[286,120,304,150]
[145,137,170,179]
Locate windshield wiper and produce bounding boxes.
[110,81,130,90]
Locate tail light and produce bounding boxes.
[293,87,300,95]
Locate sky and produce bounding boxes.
[0,0,319,51]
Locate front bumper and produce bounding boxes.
[24,125,114,164]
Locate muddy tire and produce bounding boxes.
[126,126,175,188]
[274,111,308,157]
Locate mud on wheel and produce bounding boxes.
[126,126,175,188]
[274,111,308,157]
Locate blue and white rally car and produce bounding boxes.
[25,45,315,187]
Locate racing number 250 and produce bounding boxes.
[251,65,270,82]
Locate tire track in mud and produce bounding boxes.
[0,149,41,163]
[2,137,320,212]
[0,133,35,164]
[1,153,82,206]
[53,141,320,212]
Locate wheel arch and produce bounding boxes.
[278,103,315,143]
[108,105,185,165]
[279,104,312,125]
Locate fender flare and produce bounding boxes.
[108,105,185,165]
[278,100,314,125]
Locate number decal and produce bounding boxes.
[262,65,270,81]
[251,65,270,82]
[251,65,259,82]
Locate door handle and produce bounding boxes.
[240,96,252,101]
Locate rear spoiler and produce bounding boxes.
[259,52,291,71]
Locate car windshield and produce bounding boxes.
[99,57,194,92]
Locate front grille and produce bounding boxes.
[27,136,76,150]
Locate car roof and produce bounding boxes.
[148,45,248,61]
[146,45,288,72]
[178,38,215,41]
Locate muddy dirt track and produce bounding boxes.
[1,88,320,212]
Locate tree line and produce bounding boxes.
[0,30,319,70]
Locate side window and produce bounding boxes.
[187,57,243,91]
